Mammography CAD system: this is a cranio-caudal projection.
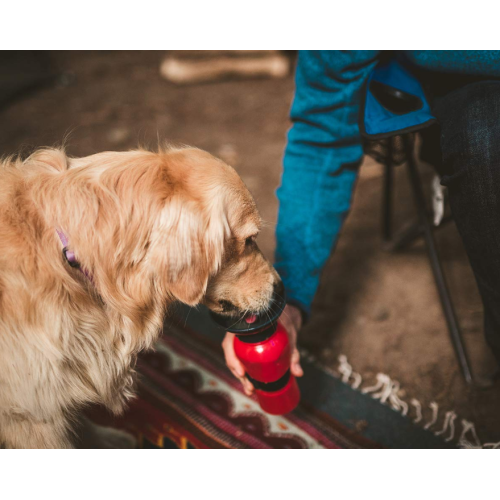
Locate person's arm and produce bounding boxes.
[274,50,379,318]
[222,51,379,393]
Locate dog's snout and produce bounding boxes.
[273,279,285,298]
[218,299,238,314]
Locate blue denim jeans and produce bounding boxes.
[427,81,500,364]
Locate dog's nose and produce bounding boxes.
[273,279,285,299]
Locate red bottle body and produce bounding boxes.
[233,321,300,415]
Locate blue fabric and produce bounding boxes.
[275,50,500,315]
[406,50,500,77]
[364,60,435,136]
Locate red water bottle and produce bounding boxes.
[211,285,300,415]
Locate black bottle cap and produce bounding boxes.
[210,282,286,334]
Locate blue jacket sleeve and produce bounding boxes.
[274,50,379,316]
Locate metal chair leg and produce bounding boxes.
[403,136,474,385]
[382,143,393,242]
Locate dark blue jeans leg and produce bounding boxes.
[433,81,500,365]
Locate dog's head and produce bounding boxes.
[145,147,281,317]
[33,147,280,323]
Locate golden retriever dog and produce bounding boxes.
[0,146,280,448]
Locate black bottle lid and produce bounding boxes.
[210,282,286,335]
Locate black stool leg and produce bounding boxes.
[403,136,474,385]
[382,142,393,242]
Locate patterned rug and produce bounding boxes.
[90,306,453,449]
[91,317,379,448]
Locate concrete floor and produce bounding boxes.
[1,51,498,444]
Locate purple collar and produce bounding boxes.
[56,229,94,282]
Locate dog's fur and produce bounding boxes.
[0,146,279,448]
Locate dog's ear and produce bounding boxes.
[151,195,228,306]
[165,264,209,306]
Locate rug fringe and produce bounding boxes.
[423,402,439,430]
[410,399,422,423]
[299,348,500,449]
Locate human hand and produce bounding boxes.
[221,304,304,396]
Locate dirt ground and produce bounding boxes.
[1,51,498,444]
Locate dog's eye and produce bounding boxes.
[245,236,255,247]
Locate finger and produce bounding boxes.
[241,377,254,396]
[229,365,245,380]
[222,333,245,378]
[222,333,255,394]
[284,325,302,376]
[228,361,245,379]
[291,348,303,377]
